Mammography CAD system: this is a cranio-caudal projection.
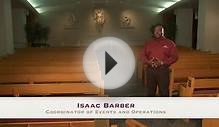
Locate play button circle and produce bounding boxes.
[83,37,135,90]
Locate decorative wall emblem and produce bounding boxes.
[64,13,79,29]
[93,8,105,33]
[94,9,105,25]
[121,16,131,27]
[68,14,76,26]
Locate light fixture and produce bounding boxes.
[157,0,181,13]
[156,8,165,13]
[163,1,177,8]
[26,0,43,13]
[27,0,39,8]
[35,8,46,14]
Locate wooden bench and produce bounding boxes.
[0,83,103,96]
[202,119,219,127]
[0,119,110,127]
[141,50,219,96]
[0,120,95,127]
[126,119,148,127]
[0,48,108,126]
[202,92,219,127]
[135,45,219,97]
[0,47,103,96]
[200,95,219,127]
[170,68,219,95]
[179,77,219,97]
[0,61,82,66]
[0,65,84,73]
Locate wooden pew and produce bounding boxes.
[132,46,144,80]
[0,65,84,73]
[110,125,118,127]
[202,93,219,127]
[143,51,219,96]
[170,68,219,95]
[0,120,95,127]
[202,119,219,127]
[3,55,84,61]
[0,61,82,66]
[0,48,108,126]
[0,73,88,83]
[179,77,219,97]
[0,69,102,96]
[0,120,110,127]
[125,119,148,127]
[0,47,103,96]
[0,83,103,96]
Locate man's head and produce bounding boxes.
[153,24,165,39]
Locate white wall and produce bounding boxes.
[175,8,193,48]
[0,0,14,56]
[4,0,14,54]
[12,8,27,48]
[40,4,161,47]
[0,3,6,56]
[197,0,219,53]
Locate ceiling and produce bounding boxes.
[24,0,185,14]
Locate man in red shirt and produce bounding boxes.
[141,24,178,97]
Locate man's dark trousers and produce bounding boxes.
[146,66,170,97]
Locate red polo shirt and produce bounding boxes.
[140,37,178,66]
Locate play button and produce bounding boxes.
[83,37,135,90]
[105,52,117,75]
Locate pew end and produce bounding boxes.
[180,77,219,97]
